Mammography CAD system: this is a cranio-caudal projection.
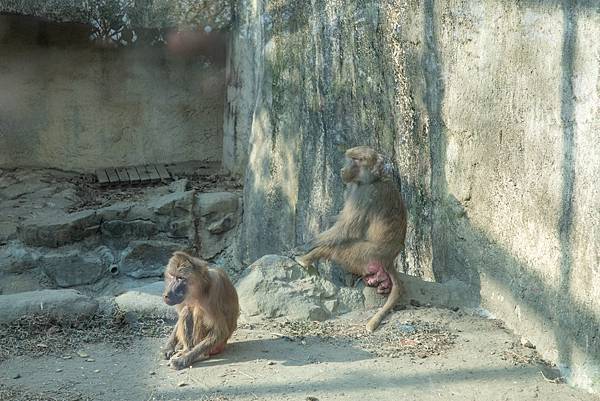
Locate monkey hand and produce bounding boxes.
[163,345,177,360]
[169,353,191,370]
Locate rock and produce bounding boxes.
[397,323,417,335]
[195,192,241,259]
[17,210,101,247]
[0,270,45,295]
[119,241,187,279]
[0,241,40,273]
[363,285,388,309]
[0,289,98,323]
[0,220,17,243]
[169,179,189,193]
[168,218,193,238]
[115,282,177,320]
[401,275,474,309]
[40,247,109,287]
[236,255,361,321]
[129,281,165,295]
[337,287,365,312]
[149,191,194,217]
[521,337,536,349]
[101,220,158,239]
[96,203,132,222]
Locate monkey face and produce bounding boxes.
[342,146,385,184]
[341,157,360,183]
[163,273,188,305]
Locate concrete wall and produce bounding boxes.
[226,0,600,392]
[431,0,600,392]
[0,15,226,172]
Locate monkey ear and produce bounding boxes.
[371,154,386,178]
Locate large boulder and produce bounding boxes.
[0,289,98,323]
[118,240,188,279]
[0,241,40,274]
[236,255,364,321]
[17,210,101,248]
[237,255,475,322]
[39,246,113,287]
[114,282,177,320]
[195,192,241,259]
[362,274,476,310]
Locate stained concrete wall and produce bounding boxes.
[432,1,600,392]
[0,15,226,172]
[225,0,600,393]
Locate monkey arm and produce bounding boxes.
[163,324,179,359]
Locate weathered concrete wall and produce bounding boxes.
[0,0,233,31]
[431,0,600,392]
[226,0,600,393]
[0,15,225,172]
[228,0,434,281]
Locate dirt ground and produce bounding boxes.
[1,307,598,401]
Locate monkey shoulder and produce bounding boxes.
[373,180,402,201]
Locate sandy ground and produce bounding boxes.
[1,307,598,401]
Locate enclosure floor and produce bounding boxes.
[1,308,598,401]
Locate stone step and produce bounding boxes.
[0,289,98,324]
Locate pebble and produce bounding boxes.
[56,368,63,373]
[267,361,276,366]
[397,323,416,335]
[85,358,95,362]
[177,382,188,387]
[62,355,72,359]
[521,337,535,349]
[94,369,100,373]
[77,351,89,358]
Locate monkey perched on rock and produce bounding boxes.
[297,146,407,332]
[162,251,239,370]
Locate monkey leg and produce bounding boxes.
[362,261,392,294]
[295,244,335,269]
[366,268,403,332]
[169,331,226,370]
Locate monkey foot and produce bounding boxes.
[363,261,392,294]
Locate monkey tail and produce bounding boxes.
[366,269,403,332]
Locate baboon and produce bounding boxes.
[296,146,407,332]
[162,251,239,370]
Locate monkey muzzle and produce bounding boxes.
[163,278,187,306]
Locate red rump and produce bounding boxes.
[363,261,392,294]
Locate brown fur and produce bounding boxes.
[162,251,239,370]
[297,146,407,331]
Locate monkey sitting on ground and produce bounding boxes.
[296,146,407,332]
[162,251,239,370]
